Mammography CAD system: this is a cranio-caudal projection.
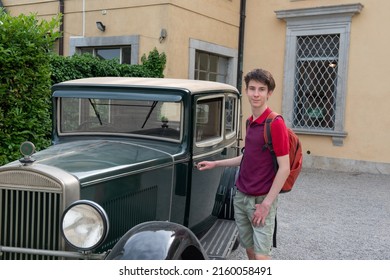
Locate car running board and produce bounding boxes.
[200,219,238,260]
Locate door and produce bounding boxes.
[188,93,239,232]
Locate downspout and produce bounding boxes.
[237,0,246,92]
[237,0,246,147]
[82,0,85,37]
[58,0,64,55]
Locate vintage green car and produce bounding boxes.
[0,77,241,260]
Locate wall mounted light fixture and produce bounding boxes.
[159,28,167,43]
[96,21,106,32]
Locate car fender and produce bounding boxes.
[105,221,208,260]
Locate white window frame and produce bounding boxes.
[276,4,363,146]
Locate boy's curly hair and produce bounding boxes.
[244,68,275,91]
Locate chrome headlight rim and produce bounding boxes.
[61,200,109,251]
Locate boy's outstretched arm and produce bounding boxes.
[197,154,243,171]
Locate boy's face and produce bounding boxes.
[245,79,273,110]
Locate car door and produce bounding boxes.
[188,93,240,232]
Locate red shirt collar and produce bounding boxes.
[248,107,272,125]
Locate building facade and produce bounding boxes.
[2,0,389,174]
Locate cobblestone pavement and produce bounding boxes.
[228,168,390,260]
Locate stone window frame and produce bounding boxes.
[275,3,363,146]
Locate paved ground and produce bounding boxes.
[228,168,390,260]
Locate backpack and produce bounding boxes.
[245,111,303,193]
[263,111,303,193]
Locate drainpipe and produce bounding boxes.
[237,0,246,92]
[82,0,85,37]
[58,0,64,55]
[237,0,246,147]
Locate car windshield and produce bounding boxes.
[59,98,182,141]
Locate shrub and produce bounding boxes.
[0,9,61,165]
[50,47,166,84]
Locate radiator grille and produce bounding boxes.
[100,185,158,250]
[0,170,64,260]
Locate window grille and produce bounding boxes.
[293,34,340,130]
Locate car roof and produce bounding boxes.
[55,77,239,94]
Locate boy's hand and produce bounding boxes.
[252,203,270,227]
[196,161,216,170]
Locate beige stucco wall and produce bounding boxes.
[3,0,240,78]
[2,0,58,21]
[243,0,390,173]
[3,0,239,77]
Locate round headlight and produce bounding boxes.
[61,200,109,251]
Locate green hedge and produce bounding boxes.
[0,10,61,165]
[50,48,166,84]
[0,9,167,165]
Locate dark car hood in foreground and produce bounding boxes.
[20,140,179,182]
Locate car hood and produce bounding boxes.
[24,140,177,182]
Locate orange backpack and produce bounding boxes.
[263,112,303,193]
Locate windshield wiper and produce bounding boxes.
[141,101,158,128]
[89,98,103,125]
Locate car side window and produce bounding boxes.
[225,95,238,139]
[195,96,223,144]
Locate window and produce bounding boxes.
[189,39,238,86]
[225,95,238,138]
[69,35,139,65]
[195,97,223,144]
[293,34,339,130]
[80,46,132,64]
[276,4,363,145]
[60,98,182,142]
[195,51,228,82]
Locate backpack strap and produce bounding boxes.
[264,112,282,249]
[263,111,281,172]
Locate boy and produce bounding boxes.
[197,68,290,260]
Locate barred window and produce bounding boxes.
[276,4,363,145]
[293,34,339,130]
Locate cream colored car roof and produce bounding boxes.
[59,77,239,94]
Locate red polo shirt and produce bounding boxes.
[236,108,289,196]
